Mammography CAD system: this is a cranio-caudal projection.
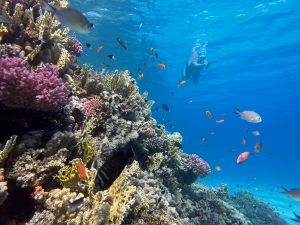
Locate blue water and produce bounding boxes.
[71,0,300,223]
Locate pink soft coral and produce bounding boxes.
[0,57,70,112]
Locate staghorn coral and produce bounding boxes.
[0,57,70,112]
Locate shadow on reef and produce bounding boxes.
[0,179,36,224]
[0,106,66,142]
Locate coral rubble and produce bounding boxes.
[0,0,287,224]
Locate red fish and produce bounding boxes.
[242,136,247,145]
[237,152,251,164]
[77,161,87,180]
[205,110,213,118]
[216,119,224,124]
[178,80,186,87]
[158,63,166,69]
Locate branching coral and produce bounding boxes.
[108,163,138,225]
[0,135,17,164]
[0,57,70,112]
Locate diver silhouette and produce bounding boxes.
[182,41,208,84]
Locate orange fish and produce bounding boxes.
[214,165,221,171]
[158,63,166,69]
[177,80,186,87]
[97,45,104,52]
[254,140,263,152]
[138,73,144,79]
[242,136,247,145]
[205,110,213,118]
[77,161,87,180]
[150,47,154,56]
[216,119,224,124]
[220,113,226,117]
[237,152,251,164]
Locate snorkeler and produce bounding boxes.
[181,41,208,84]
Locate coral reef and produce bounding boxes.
[0,57,70,112]
[0,0,287,224]
[229,191,289,225]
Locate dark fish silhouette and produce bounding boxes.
[116,37,127,49]
[86,43,91,48]
[162,104,170,111]
[94,149,133,192]
[291,212,300,223]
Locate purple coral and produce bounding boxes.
[82,97,104,117]
[66,37,83,57]
[0,57,70,112]
[182,153,210,178]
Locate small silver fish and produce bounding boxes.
[234,108,262,123]
[40,0,93,34]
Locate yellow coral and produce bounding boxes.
[0,135,17,164]
[82,135,95,166]
[148,152,164,172]
[56,46,70,70]
[108,163,138,225]
[0,24,8,43]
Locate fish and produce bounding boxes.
[162,104,170,111]
[237,152,251,164]
[97,45,104,52]
[116,37,127,49]
[252,130,260,136]
[216,119,224,124]
[137,68,141,72]
[214,166,221,171]
[158,63,166,69]
[187,100,193,104]
[254,140,262,152]
[205,110,213,118]
[138,73,144,79]
[139,22,143,29]
[101,62,109,68]
[178,80,186,87]
[291,212,300,223]
[40,0,93,34]
[77,160,87,180]
[86,43,91,48]
[0,11,10,24]
[69,196,84,208]
[108,54,115,59]
[281,187,300,201]
[242,136,247,145]
[146,100,155,109]
[155,53,158,58]
[94,149,133,191]
[220,113,226,117]
[167,120,171,123]
[209,131,215,136]
[170,125,174,128]
[150,47,155,56]
[154,107,159,112]
[200,137,206,144]
[234,108,262,123]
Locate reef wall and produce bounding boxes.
[0,0,288,224]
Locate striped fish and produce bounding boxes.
[94,149,133,192]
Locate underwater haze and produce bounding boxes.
[75,0,300,223]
